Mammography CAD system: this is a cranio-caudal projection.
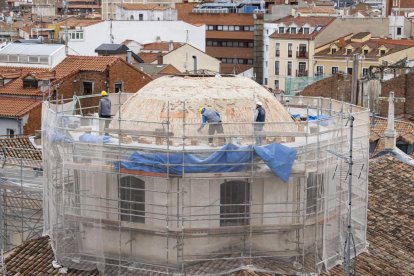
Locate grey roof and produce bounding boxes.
[95,44,129,54]
[134,63,169,75]
[0,43,64,56]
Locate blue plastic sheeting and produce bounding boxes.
[291,114,331,127]
[48,130,73,143]
[114,143,296,182]
[79,133,112,144]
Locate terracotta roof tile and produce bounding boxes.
[53,55,119,79]
[137,52,159,63]
[0,136,42,167]
[141,41,184,52]
[0,97,41,117]
[0,67,47,96]
[324,155,414,275]
[296,6,336,14]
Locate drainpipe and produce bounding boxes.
[192,55,197,72]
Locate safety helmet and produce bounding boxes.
[256,101,263,106]
[199,107,205,113]
[101,91,108,96]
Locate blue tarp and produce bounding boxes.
[291,114,331,126]
[79,133,112,144]
[114,143,296,182]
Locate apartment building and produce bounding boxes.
[267,16,334,90]
[102,0,180,20]
[314,32,414,78]
[177,3,255,74]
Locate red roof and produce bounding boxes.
[0,68,48,97]
[53,55,119,79]
[0,97,41,118]
[141,41,184,52]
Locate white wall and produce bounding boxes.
[0,118,21,136]
[389,16,405,39]
[115,6,177,21]
[263,22,278,86]
[68,21,206,56]
[159,44,220,72]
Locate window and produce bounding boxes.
[82,81,93,95]
[275,43,280,57]
[218,25,223,31]
[223,25,229,31]
[264,78,268,85]
[114,82,123,93]
[229,25,235,31]
[206,40,213,46]
[303,27,309,34]
[7,129,14,138]
[139,14,143,21]
[23,78,37,89]
[278,26,284,34]
[369,140,378,153]
[235,26,240,31]
[331,48,337,54]
[331,67,338,75]
[362,68,369,77]
[290,27,296,34]
[249,26,254,31]
[298,44,307,58]
[380,50,386,55]
[248,42,254,48]
[397,27,402,35]
[363,49,369,55]
[274,79,279,89]
[120,176,145,223]
[0,79,4,87]
[316,66,323,76]
[288,43,292,58]
[347,67,353,74]
[220,180,250,226]
[346,48,352,55]
[287,61,292,76]
[275,61,280,75]
[306,173,324,215]
[396,141,408,153]
[298,62,306,76]
[207,25,214,31]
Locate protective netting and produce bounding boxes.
[42,95,369,275]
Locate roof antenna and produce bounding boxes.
[110,19,114,44]
[64,1,68,55]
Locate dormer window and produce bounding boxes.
[279,27,284,34]
[0,79,4,87]
[346,48,353,55]
[303,28,309,34]
[363,49,369,55]
[23,77,38,89]
[290,27,297,34]
[380,49,386,55]
[330,48,337,54]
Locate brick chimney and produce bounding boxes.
[157,52,163,65]
[338,37,346,48]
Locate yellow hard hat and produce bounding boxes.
[199,107,205,113]
[101,90,108,96]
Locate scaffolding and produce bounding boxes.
[42,91,370,275]
[0,139,43,252]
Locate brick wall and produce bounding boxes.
[379,74,407,116]
[301,73,352,102]
[109,60,152,93]
[23,103,42,135]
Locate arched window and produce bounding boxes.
[120,176,145,223]
[220,180,250,226]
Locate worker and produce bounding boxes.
[254,101,266,145]
[98,90,112,134]
[197,107,224,144]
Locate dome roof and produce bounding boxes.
[115,76,294,144]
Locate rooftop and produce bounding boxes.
[0,136,42,167]
[0,97,41,117]
[0,43,63,56]
[325,154,414,275]
[121,3,172,11]
[295,6,336,14]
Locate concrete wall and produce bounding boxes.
[68,21,206,56]
[158,44,220,72]
[0,118,20,136]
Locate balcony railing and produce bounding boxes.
[296,70,308,77]
[296,51,308,59]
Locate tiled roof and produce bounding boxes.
[53,55,119,79]
[315,37,413,58]
[0,136,42,167]
[324,155,414,275]
[0,67,47,96]
[269,16,335,40]
[0,97,41,118]
[53,17,101,28]
[141,41,184,52]
[137,52,159,63]
[295,7,336,14]
[121,3,170,10]
[370,117,414,156]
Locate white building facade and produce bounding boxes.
[67,21,206,56]
[115,5,177,21]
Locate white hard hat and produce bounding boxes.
[256,101,263,106]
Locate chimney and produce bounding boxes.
[384,91,397,150]
[338,37,346,48]
[192,55,197,72]
[157,52,163,65]
[168,40,174,52]
[126,49,132,64]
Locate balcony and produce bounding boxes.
[296,51,308,59]
[296,70,308,77]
